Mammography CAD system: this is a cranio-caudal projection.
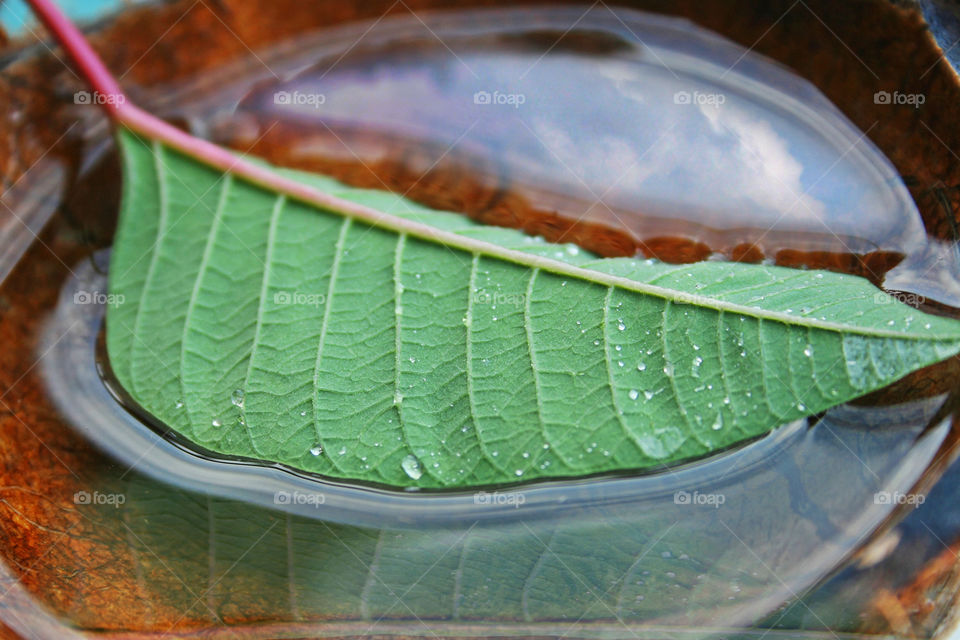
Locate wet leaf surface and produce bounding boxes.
[106,131,960,488]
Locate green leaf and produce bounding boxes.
[106,129,960,489]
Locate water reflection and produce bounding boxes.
[211,6,946,301]
[42,256,954,630]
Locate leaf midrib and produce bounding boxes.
[115,128,949,342]
[228,167,945,341]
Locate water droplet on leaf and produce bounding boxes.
[711,413,723,430]
[401,454,423,480]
